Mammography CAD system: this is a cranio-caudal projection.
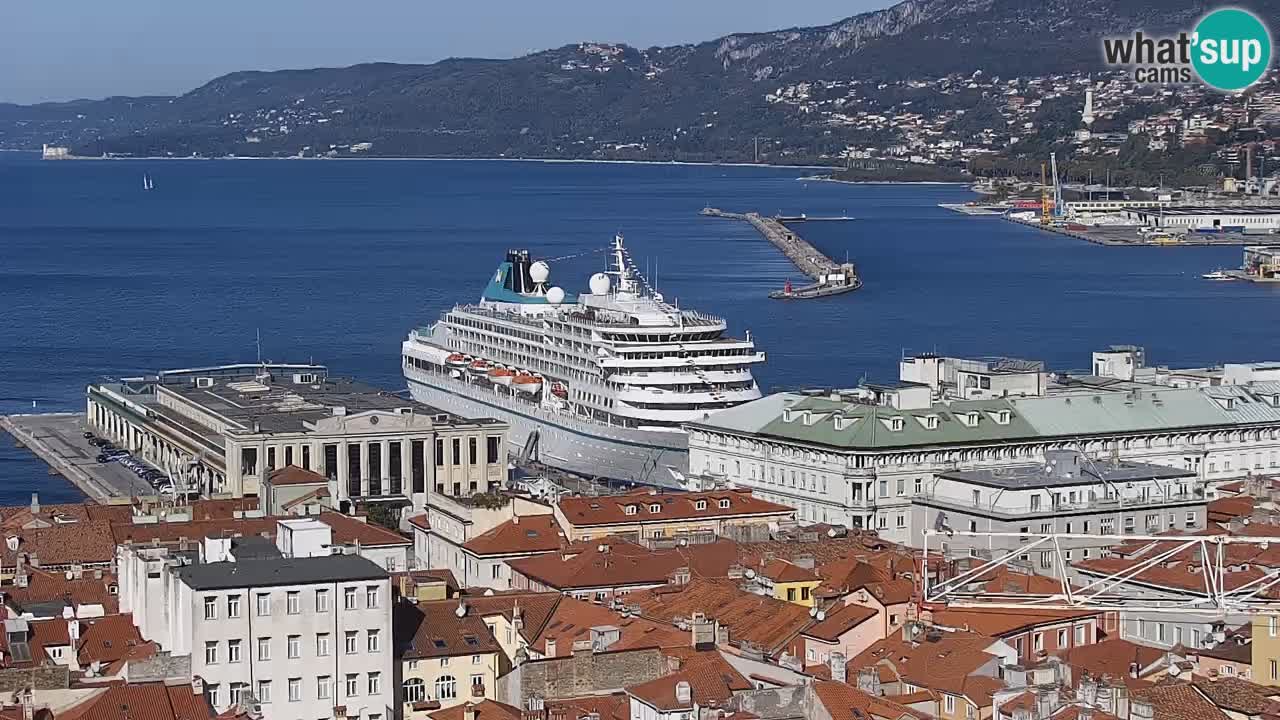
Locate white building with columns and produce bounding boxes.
[686,380,1280,546]
[86,364,508,512]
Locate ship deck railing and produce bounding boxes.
[447,304,725,331]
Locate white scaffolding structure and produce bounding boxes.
[922,529,1280,617]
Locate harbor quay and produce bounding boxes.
[2,412,147,501]
[701,207,861,298]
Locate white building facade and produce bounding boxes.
[86,364,507,511]
[687,382,1280,545]
[119,522,395,720]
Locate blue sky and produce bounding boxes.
[2,0,888,105]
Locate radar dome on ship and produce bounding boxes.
[545,286,565,304]
[529,261,550,284]
[589,273,611,295]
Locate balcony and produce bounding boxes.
[918,488,1206,520]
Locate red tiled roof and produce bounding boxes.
[626,651,751,711]
[2,519,117,567]
[1130,682,1230,720]
[759,559,821,584]
[558,489,792,527]
[1209,496,1257,523]
[76,614,157,671]
[1192,676,1280,715]
[397,599,506,660]
[812,680,923,720]
[626,578,814,655]
[805,664,832,680]
[508,537,743,591]
[110,510,408,548]
[802,603,879,642]
[4,566,120,614]
[545,694,629,720]
[428,700,522,720]
[267,465,328,486]
[849,632,1000,699]
[1074,555,1270,594]
[1055,639,1165,682]
[931,607,1098,637]
[56,681,213,720]
[2,617,70,668]
[408,514,430,532]
[317,511,410,546]
[531,596,685,657]
[849,579,915,607]
[392,569,459,597]
[463,515,563,557]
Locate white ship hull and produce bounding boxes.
[406,366,689,487]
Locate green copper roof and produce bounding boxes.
[690,383,1280,451]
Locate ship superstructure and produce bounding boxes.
[402,235,765,483]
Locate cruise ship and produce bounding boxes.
[402,235,766,486]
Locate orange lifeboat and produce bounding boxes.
[550,382,569,399]
[512,373,543,394]
[445,353,468,367]
[488,367,516,386]
[468,359,492,374]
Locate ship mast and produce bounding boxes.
[611,234,639,297]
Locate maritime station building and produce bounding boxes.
[85,363,508,512]
[686,352,1280,547]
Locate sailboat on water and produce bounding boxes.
[142,174,154,191]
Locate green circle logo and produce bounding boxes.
[1192,8,1272,91]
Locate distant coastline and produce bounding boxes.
[24,153,971,182]
[26,152,831,171]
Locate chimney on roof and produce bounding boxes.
[191,677,204,696]
[29,494,38,515]
[829,652,847,684]
[67,618,80,643]
[1128,661,1139,679]
[1131,698,1153,720]
[856,668,880,696]
[464,703,478,720]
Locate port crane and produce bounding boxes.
[921,528,1280,617]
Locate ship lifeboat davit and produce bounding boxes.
[468,359,493,374]
[512,373,543,394]
[445,353,469,368]
[488,367,516,386]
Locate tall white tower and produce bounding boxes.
[1082,88,1096,127]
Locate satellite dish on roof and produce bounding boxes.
[744,568,756,579]
[816,610,826,621]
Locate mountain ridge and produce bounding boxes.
[1,0,1274,163]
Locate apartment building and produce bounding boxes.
[119,519,394,720]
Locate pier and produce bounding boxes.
[702,208,862,299]
[2,413,140,501]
